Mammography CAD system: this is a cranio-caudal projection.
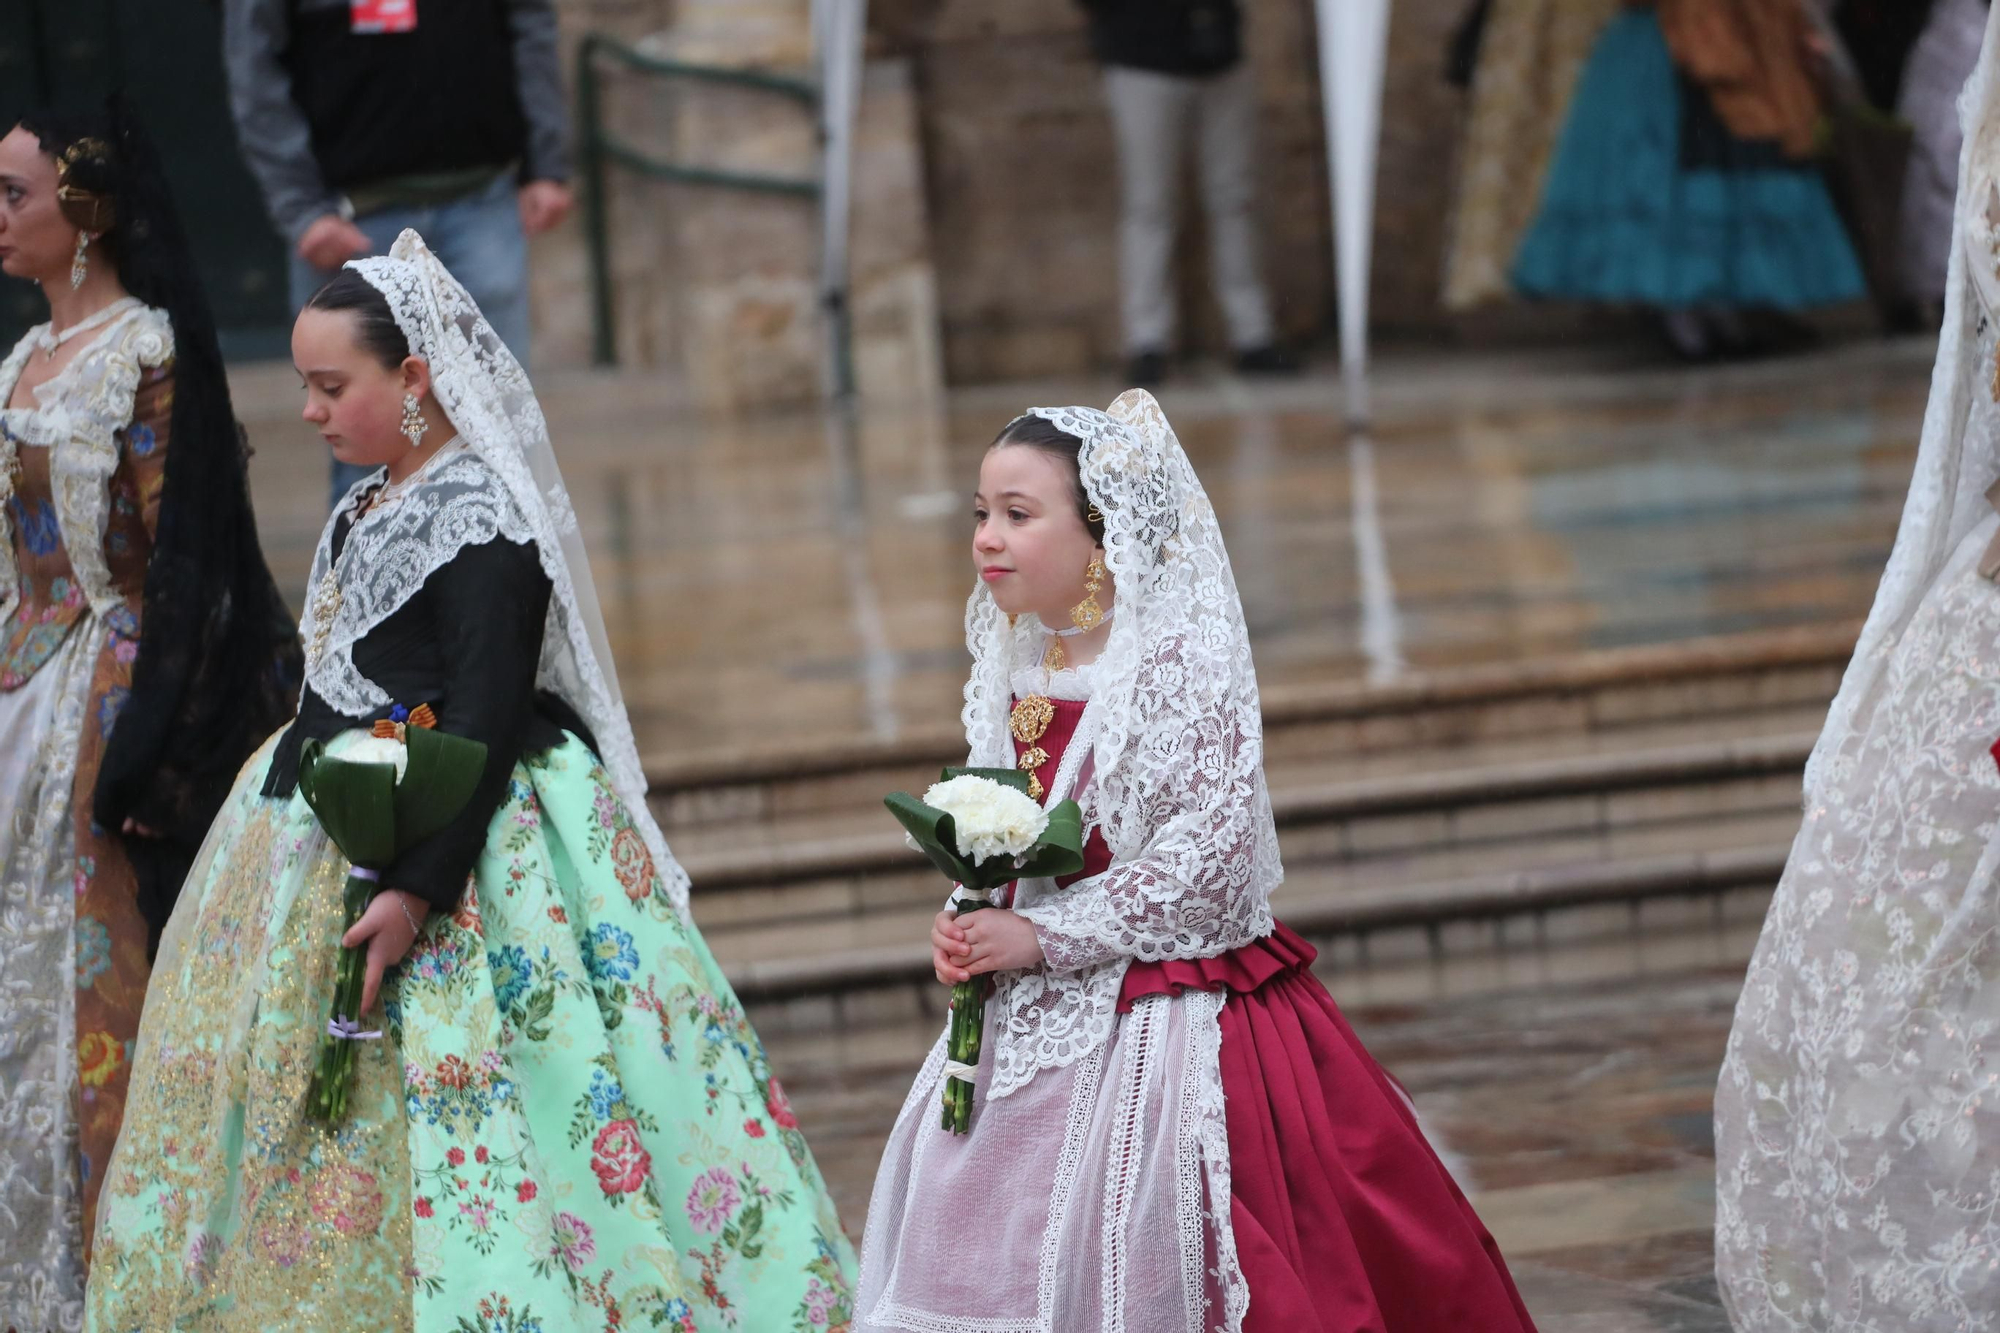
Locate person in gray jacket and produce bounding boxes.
[224,0,572,505]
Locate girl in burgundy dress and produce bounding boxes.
[855,390,1538,1333]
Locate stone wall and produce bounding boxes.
[536,0,945,412]
[537,0,1546,390]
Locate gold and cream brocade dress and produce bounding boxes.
[0,303,174,1333]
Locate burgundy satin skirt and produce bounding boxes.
[1120,924,1538,1332]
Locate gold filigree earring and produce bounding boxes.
[70,233,88,290]
[1070,557,1107,631]
[402,393,428,448]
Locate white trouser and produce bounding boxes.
[1104,61,1275,356]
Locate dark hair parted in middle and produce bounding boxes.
[991,414,1104,545]
[304,268,410,370]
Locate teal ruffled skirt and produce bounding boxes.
[1513,10,1864,309]
[87,731,855,1332]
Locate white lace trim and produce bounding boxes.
[1039,1039,1109,1326]
[304,451,536,713]
[988,697,1118,1100]
[0,305,171,628]
[1184,989,1247,1332]
[1010,659,1096,704]
[334,232,690,915]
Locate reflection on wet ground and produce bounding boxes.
[235,336,1930,763]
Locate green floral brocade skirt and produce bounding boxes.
[87,732,856,1332]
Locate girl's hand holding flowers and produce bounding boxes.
[343,888,432,1015]
[297,712,486,1123]
[932,909,970,985]
[955,909,1044,976]
[933,907,1045,983]
[885,768,1084,1133]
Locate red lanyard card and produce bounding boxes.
[350,0,417,34]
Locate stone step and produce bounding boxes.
[727,842,1787,1044]
[670,627,1833,1040]
[704,796,1797,979]
[644,622,1852,833]
[675,726,1815,937]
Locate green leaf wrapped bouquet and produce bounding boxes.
[295,704,487,1123]
[884,768,1084,1134]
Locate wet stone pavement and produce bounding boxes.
[230,337,1931,765]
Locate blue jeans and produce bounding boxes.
[290,171,532,510]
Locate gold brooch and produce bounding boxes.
[1009,695,1056,800]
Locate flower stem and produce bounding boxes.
[306,872,377,1124]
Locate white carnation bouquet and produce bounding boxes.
[916,774,1050,865]
[885,768,1084,1133]
[293,704,486,1122]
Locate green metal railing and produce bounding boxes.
[576,32,853,394]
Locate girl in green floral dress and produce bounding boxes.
[84,231,856,1332]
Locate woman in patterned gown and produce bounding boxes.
[0,103,301,1331]
[85,230,856,1333]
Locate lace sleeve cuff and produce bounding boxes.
[1014,879,1141,974]
[1021,909,1123,974]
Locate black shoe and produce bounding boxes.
[1234,344,1301,375]
[1659,309,1714,363]
[1881,298,1931,336]
[1125,350,1168,387]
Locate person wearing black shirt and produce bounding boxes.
[223,0,574,509]
[1079,0,1297,384]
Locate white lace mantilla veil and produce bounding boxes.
[963,388,1280,1098]
[296,229,689,914]
[1715,7,2000,1327]
[1806,9,2000,802]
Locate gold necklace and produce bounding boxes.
[303,477,404,671]
[304,565,343,673]
[304,489,379,672]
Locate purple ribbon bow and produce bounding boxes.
[327,1015,383,1041]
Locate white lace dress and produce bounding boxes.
[1714,134,2000,1329]
[857,657,1242,1333]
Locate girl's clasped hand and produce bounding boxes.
[931,907,1045,984]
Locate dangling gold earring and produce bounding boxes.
[401,392,429,449]
[1070,557,1107,630]
[70,233,88,290]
